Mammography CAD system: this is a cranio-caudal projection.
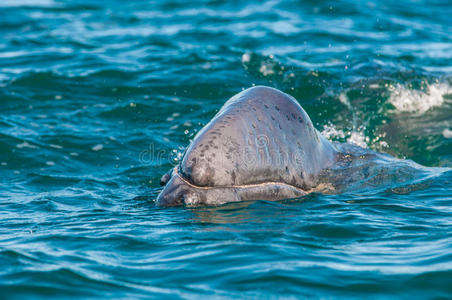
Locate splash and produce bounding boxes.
[328,93,370,148]
[388,82,451,114]
[322,124,369,148]
[241,52,283,77]
[322,123,390,150]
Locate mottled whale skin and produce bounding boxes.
[157,86,339,206]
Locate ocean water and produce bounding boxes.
[1,0,451,298]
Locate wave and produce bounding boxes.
[0,0,56,8]
[388,81,452,114]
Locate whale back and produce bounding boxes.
[179,86,336,189]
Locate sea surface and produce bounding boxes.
[1,0,451,298]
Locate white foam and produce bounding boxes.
[322,124,345,140]
[322,124,368,147]
[322,124,390,149]
[241,53,251,64]
[443,128,452,139]
[92,144,103,151]
[259,62,275,76]
[347,131,369,148]
[388,82,451,114]
[16,141,38,149]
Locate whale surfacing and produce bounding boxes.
[157,86,338,206]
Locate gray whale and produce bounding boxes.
[157,86,427,206]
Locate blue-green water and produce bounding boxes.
[1,0,451,298]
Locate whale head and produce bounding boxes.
[156,86,336,206]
